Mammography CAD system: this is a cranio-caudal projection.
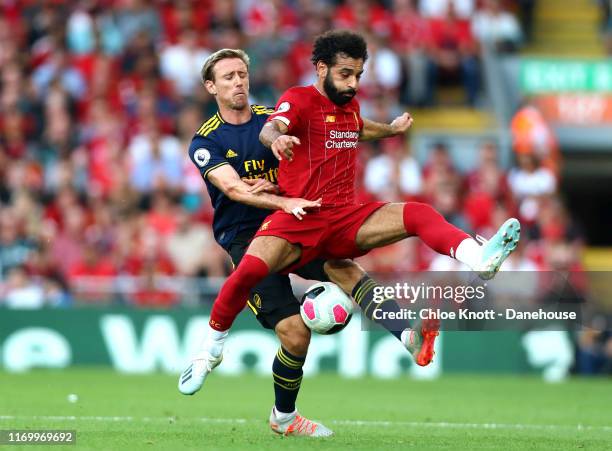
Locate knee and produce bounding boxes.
[233,254,269,286]
[324,259,366,295]
[275,316,311,356]
[403,202,438,229]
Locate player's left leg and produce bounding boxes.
[355,202,520,280]
[270,315,333,437]
[324,259,438,366]
[350,202,519,365]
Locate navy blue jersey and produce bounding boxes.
[188,105,278,250]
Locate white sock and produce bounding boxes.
[454,238,482,270]
[274,407,296,422]
[202,325,228,358]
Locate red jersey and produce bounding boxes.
[267,85,364,207]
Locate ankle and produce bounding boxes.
[454,238,482,270]
[274,407,297,422]
[203,326,228,358]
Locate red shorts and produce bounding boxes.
[254,202,387,273]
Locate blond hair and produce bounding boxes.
[201,49,250,82]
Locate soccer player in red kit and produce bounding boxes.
[192,30,520,397]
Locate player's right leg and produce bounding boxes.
[355,203,520,280]
[347,202,519,365]
[178,235,300,395]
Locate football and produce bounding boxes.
[300,282,353,334]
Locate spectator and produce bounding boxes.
[422,141,462,200]
[1,107,33,160]
[334,0,393,37]
[144,191,179,238]
[420,0,476,20]
[360,34,403,96]
[242,0,300,40]
[0,209,35,278]
[364,144,399,200]
[286,13,330,86]
[1,265,45,309]
[116,0,163,45]
[160,28,211,97]
[32,49,87,101]
[66,2,96,55]
[391,0,432,106]
[128,264,180,308]
[48,204,87,276]
[398,142,424,199]
[67,236,117,304]
[510,103,561,176]
[508,153,556,223]
[127,120,183,193]
[426,2,480,105]
[464,141,514,233]
[166,209,226,278]
[472,0,523,53]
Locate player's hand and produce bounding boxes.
[390,112,413,135]
[243,177,280,194]
[282,197,322,220]
[271,135,300,162]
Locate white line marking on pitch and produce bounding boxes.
[1,415,610,432]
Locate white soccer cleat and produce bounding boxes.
[269,407,333,437]
[177,351,222,395]
[475,218,521,280]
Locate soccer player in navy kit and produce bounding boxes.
[179,48,428,437]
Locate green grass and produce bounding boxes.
[0,369,611,450]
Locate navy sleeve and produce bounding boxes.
[188,135,228,179]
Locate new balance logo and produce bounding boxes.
[259,220,272,231]
[226,149,238,158]
[325,115,336,123]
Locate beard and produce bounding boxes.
[323,72,356,106]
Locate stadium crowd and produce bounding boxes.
[0,0,580,299]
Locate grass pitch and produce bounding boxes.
[0,369,610,450]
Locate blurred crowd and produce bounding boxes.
[0,0,580,302]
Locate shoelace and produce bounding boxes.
[287,415,317,435]
[192,353,221,373]
[475,234,488,245]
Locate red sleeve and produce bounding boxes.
[266,88,304,133]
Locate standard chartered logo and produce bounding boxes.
[325,130,359,149]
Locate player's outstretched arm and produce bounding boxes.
[207,164,321,220]
[360,113,414,141]
[260,120,300,161]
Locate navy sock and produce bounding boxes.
[272,347,305,413]
[352,275,407,340]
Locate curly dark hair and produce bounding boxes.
[311,30,368,67]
